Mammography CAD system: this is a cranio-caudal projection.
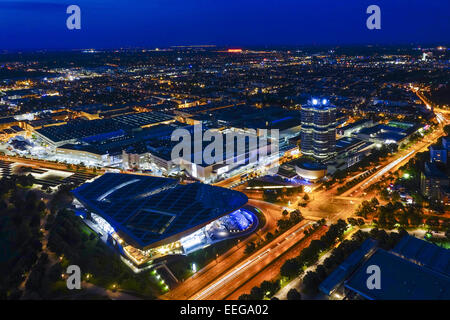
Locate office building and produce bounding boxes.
[300,98,337,160]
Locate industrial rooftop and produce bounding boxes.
[36,111,173,143]
[345,248,450,300]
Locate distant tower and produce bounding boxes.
[300,98,337,160]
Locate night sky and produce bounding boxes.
[0,0,449,50]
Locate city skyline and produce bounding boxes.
[0,0,449,305]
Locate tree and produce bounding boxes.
[287,288,302,300]
[370,197,379,207]
[391,191,401,203]
[409,212,422,227]
[444,124,450,136]
[48,262,64,282]
[356,200,374,219]
[380,188,390,201]
[277,219,289,231]
[301,271,320,294]
[290,209,303,223]
[265,232,275,242]
[315,265,327,281]
[280,258,301,278]
[303,194,310,201]
[282,209,289,217]
[399,213,409,227]
[250,286,264,300]
[260,280,280,297]
[244,242,256,255]
[298,240,323,266]
[347,217,357,226]
[238,294,251,300]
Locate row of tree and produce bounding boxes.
[298,228,408,296]
[336,168,377,194]
[238,280,281,300]
[244,209,304,255]
[280,219,347,279]
[355,197,379,218]
[238,220,346,300]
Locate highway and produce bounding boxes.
[188,110,450,301]
[225,225,328,300]
[7,91,447,301]
[342,112,448,198]
[162,199,287,300]
[191,220,313,300]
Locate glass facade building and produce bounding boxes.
[300,98,337,160]
[72,173,257,267]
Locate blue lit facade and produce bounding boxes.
[300,98,337,160]
[72,173,256,267]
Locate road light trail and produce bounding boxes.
[360,150,415,189]
[192,222,312,300]
[192,248,271,300]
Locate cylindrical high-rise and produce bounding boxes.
[300,98,336,160]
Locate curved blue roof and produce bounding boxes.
[72,173,248,248]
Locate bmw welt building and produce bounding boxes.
[72,173,258,268]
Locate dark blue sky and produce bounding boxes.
[0,0,449,50]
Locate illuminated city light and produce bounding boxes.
[1,20,449,303]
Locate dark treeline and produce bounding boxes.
[0,175,45,299]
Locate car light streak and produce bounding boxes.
[192,222,312,300]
